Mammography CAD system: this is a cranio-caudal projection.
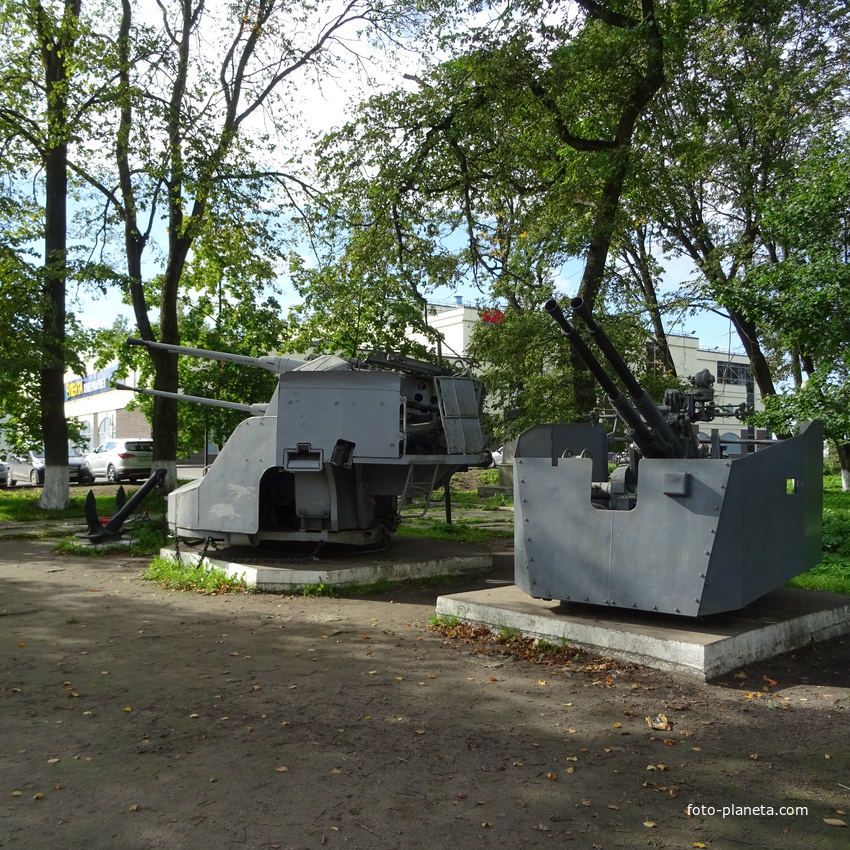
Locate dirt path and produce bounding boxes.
[1,537,848,849]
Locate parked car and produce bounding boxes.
[5,447,94,486]
[85,438,153,482]
[0,456,7,488]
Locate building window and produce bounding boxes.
[78,420,93,453]
[97,416,114,445]
[716,361,753,387]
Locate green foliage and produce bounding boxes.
[293,1,671,436]
[297,581,334,597]
[739,133,850,460]
[789,475,850,594]
[428,613,459,629]
[497,625,521,643]
[142,556,249,595]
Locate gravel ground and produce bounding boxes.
[1,535,849,850]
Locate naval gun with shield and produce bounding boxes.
[513,297,822,617]
[123,339,487,548]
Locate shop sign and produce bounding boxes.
[65,366,117,401]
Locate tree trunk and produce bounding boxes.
[837,442,850,493]
[725,306,777,399]
[569,1,665,411]
[39,139,70,510]
[35,0,81,510]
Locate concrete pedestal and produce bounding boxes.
[159,537,491,593]
[436,584,850,679]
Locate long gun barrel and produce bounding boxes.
[126,337,309,374]
[115,382,268,416]
[544,299,659,455]
[570,297,684,459]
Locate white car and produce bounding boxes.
[86,438,153,482]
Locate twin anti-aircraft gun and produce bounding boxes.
[513,297,822,617]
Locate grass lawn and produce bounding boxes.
[0,487,123,523]
[788,474,850,594]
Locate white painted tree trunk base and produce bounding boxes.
[152,459,178,492]
[37,465,70,510]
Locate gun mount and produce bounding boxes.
[126,339,488,548]
[514,299,822,617]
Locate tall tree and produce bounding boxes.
[0,0,91,507]
[733,134,850,487]
[639,0,847,399]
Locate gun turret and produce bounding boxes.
[114,383,268,416]
[128,337,487,549]
[522,297,823,617]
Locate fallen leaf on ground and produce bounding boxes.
[644,821,656,827]
[646,714,671,731]
[275,766,289,772]
[823,818,846,827]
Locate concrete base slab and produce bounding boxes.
[159,537,491,592]
[436,584,850,680]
